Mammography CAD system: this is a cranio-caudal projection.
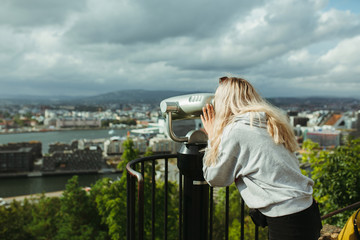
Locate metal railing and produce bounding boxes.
[126,154,262,240]
[321,201,360,220]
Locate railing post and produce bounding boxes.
[127,171,136,240]
[177,143,209,240]
[225,187,229,240]
[240,197,245,240]
[126,172,131,240]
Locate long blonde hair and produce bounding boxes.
[204,77,299,166]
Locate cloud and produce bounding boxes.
[0,0,87,27]
[66,0,264,44]
[164,0,360,72]
[0,0,359,98]
[245,35,360,97]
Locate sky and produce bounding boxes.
[0,0,359,98]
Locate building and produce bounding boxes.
[49,142,77,153]
[133,137,148,153]
[304,127,341,148]
[149,135,182,154]
[290,116,309,127]
[0,147,33,172]
[322,113,345,128]
[43,146,103,172]
[0,141,42,172]
[105,137,125,156]
[105,136,148,155]
[56,117,101,128]
[77,138,105,151]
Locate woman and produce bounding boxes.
[201,76,322,240]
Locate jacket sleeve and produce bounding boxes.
[202,127,241,187]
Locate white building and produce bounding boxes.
[149,134,181,154]
[304,127,341,147]
[56,117,101,128]
[105,136,148,155]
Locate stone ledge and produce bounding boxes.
[319,224,342,240]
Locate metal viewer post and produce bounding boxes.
[160,93,213,240]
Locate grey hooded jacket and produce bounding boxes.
[203,112,314,217]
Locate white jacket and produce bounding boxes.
[203,112,314,217]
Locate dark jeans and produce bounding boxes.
[266,200,322,240]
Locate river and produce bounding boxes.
[0,128,128,198]
[0,128,130,153]
[0,172,122,198]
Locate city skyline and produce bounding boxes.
[0,0,360,98]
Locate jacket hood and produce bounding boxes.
[234,112,267,128]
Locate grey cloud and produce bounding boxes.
[66,0,264,44]
[157,1,360,73]
[0,0,359,98]
[0,0,87,27]
[315,9,360,39]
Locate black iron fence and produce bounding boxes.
[126,154,263,240]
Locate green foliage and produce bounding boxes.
[13,114,26,127]
[24,111,33,119]
[302,138,360,226]
[142,173,179,239]
[0,139,145,239]
[92,140,179,240]
[101,119,137,127]
[144,146,154,157]
[25,195,61,239]
[91,137,140,240]
[91,177,126,240]
[0,110,11,118]
[0,200,34,240]
[0,136,277,239]
[118,137,140,170]
[212,184,267,240]
[55,175,107,240]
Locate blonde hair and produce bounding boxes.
[204,77,299,166]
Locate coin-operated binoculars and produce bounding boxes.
[160,93,214,240]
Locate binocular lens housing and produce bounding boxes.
[160,93,214,120]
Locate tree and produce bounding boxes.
[144,146,154,157]
[13,114,25,127]
[302,138,360,226]
[142,176,179,240]
[213,184,267,240]
[93,138,179,239]
[55,175,108,240]
[0,199,34,240]
[92,138,139,240]
[91,177,126,240]
[25,195,61,240]
[117,137,139,170]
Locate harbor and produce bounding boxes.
[0,128,127,198]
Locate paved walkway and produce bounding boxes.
[2,191,64,204]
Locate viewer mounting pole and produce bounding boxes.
[160,93,214,240]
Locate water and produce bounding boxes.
[0,172,122,198]
[0,128,130,153]
[0,128,129,198]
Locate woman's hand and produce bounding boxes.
[200,104,215,140]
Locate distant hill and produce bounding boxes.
[267,97,360,105]
[0,95,79,105]
[267,97,360,110]
[74,89,203,104]
[0,90,204,105]
[0,90,358,109]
